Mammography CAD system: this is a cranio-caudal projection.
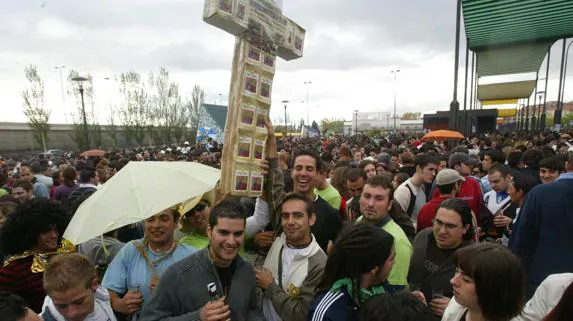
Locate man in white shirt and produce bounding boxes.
[255,193,327,321]
[394,154,438,225]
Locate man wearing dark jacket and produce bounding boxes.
[409,198,475,318]
[140,200,263,321]
[510,154,573,298]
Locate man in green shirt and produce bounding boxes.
[314,161,342,210]
[179,200,211,249]
[356,175,413,290]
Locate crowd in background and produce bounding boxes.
[0,128,573,321]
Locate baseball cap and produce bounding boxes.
[435,168,465,185]
[448,152,480,168]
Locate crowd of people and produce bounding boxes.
[0,126,573,321]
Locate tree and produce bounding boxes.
[311,120,321,135]
[107,105,119,148]
[118,71,149,146]
[401,112,421,120]
[148,67,188,145]
[320,119,344,134]
[187,84,205,143]
[21,65,50,151]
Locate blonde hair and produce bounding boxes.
[43,253,97,294]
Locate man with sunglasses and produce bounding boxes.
[179,200,211,249]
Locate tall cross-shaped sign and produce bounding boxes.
[203,0,305,197]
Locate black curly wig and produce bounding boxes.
[0,198,71,255]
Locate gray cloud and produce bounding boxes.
[0,0,458,75]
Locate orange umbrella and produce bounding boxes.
[421,130,464,142]
[80,149,107,157]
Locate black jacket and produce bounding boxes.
[408,229,473,301]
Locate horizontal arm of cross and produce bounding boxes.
[203,0,305,61]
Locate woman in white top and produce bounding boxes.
[441,243,525,321]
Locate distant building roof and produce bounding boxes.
[202,104,228,130]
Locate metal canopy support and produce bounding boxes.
[463,38,470,136]
[468,52,475,134]
[555,39,567,126]
[541,47,551,131]
[532,72,539,130]
[523,98,530,132]
[450,0,462,133]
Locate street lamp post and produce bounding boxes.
[391,68,400,131]
[354,110,359,135]
[304,81,312,137]
[54,65,67,124]
[71,76,90,150]
[281,100,289,136]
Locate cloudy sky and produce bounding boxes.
[0,0,571,126]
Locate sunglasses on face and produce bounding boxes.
[182,201,209,219]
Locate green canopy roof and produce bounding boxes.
[477,80,536,101]
[463,0,573,100]
[463,0,573,50]
[476,41,553,76]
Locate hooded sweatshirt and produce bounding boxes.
[41,286,117,321]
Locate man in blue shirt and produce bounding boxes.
[103,208,195,318]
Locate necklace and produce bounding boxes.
[134,239,178,268]
[286,238,312,249]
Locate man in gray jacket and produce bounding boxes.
[140,200,263,321]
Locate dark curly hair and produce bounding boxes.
[0,198,70,255]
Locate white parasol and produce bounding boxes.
[64,161,220,245]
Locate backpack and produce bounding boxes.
[404,184,417,218]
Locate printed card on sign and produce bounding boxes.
[240,103,256,126]
[244,71,259,95]
[247,46,261,64]
[256,106,268,129]
[234,169,249,192]
[218,0,232,14]
[254,139,265,160]
[260,77,272,100]
[250,172,264,193]
[237,136,252,158]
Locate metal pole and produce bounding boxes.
[515,100,519,131]
[354,110,358,135]
[541,48,551,131]
[57,67,67,124]
[473,55,479,130]
[304,81,311,137]
[524,98,530,133]
[468,52,475,134]
[532,72,539,131]
[520,103,525,131]
[560,40,573,114]
[537,93,543,131]
[306,88,309,136]
[79,84,89,150]
[462,38,470,136]
[449,0,462,132]
[555,39,567,127]
[284,103,288,136]
[393,72,397,131]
